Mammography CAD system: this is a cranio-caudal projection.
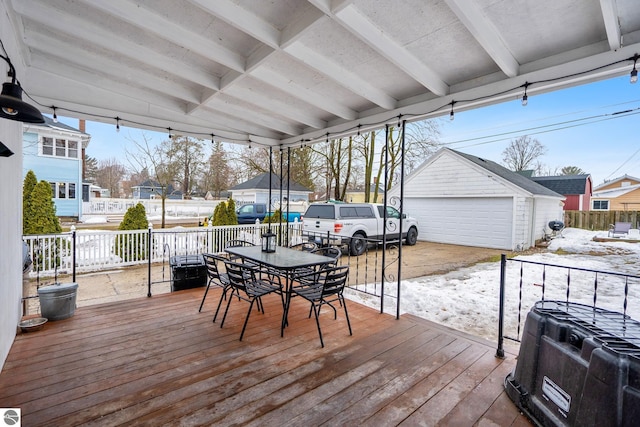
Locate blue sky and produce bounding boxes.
[56,74,639,187]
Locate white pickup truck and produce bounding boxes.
[302,202,419,256]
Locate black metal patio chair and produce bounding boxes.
[219,259,285,341]
[199,253,231,320]
[286,265,352,347]
[224,239,256,262]
[289,241,318,252]
[292,246,341,287]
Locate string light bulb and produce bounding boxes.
[115,116,120,132]
[167,127,173,138]
[522,82,529,106]
[52,106,58,123]
[210,133,215,144]
[631,56,638,84]
[449,101,455,121]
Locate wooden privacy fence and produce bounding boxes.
[564,210,640,230]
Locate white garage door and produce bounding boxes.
[404,197,514,250]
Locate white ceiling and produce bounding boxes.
[2,0,640,148]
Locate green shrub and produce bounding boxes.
[24,178,64,272]
[115,203,149,261]
[226,198,238,225]
[23,170,38,234]
[25,180,62,235]
[264,208,286,223]
[211,202,227,226]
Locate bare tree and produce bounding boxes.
[125,133,180,228]
[355,120,441,202]
[502,135,547,171]
[233,145,317,193]
[95,158,126,198]
[166,135,205,198]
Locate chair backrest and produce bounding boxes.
[290,241,318,252]
[223,260,251,291]
[225,240,256,262]
[321,265,349,297]
[615,222,632,233]
[202,253,227,280]
[311,246,341,267]
[225,240,255,249]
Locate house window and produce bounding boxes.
[41,137,80,159]
[56,140,66,156]
[49,182,77,199]
[58,182,67,199]
[68,141,78,158]
[42,137,54,155]
[593,200,609,210]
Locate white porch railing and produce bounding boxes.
[23,222,304,277]
[82,198,222,217]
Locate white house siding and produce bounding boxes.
[403,154,513,198]
[404,196,514,249]
[0,120,23,371]
[391,149,565,251]
[533,197,565,240]
[23,130,84,217]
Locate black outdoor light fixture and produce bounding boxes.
[0,51,45,123]
[0,141,14,157]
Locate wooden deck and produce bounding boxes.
[0,288,530,426]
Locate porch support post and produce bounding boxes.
[381,124,389,314]
[397,120,406,320]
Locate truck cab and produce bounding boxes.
[236,203,268,224]
[302,202,419,255]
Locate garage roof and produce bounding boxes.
[453,149,564,198]
[2,0,640,147]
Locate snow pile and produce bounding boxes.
[345,228,640,341]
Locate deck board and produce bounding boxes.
[0,288,531,426]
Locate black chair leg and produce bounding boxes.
[342,296,352,336]
[220,289,236,328]
[311,302,324,348]
[198,283,211,312]
[212,286,229,323]
[239,300,256,341]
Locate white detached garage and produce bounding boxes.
[391,148,565,251]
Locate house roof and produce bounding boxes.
[42,116,89,135]
[2,1,639,147]
[594,174,640,191]
[451,149,564,198]
[132,180,181,194]
[230,173,311,192]
[531,175,591,195]
[593,183,640,199]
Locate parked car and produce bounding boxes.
[302,202,419,255]
[235,203,304,224]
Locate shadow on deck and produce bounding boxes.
[1,288,530,426]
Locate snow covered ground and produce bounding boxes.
[346,228,640,342]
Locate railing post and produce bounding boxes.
[496,254,507,358]
[147,223,153,297]
[71,225,77,282]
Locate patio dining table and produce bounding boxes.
[225,245,336,336]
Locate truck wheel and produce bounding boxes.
[405,227,418,246]
[349,233,367,256]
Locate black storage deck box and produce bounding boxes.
[170,254,207,291]
[505,300,640,427]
